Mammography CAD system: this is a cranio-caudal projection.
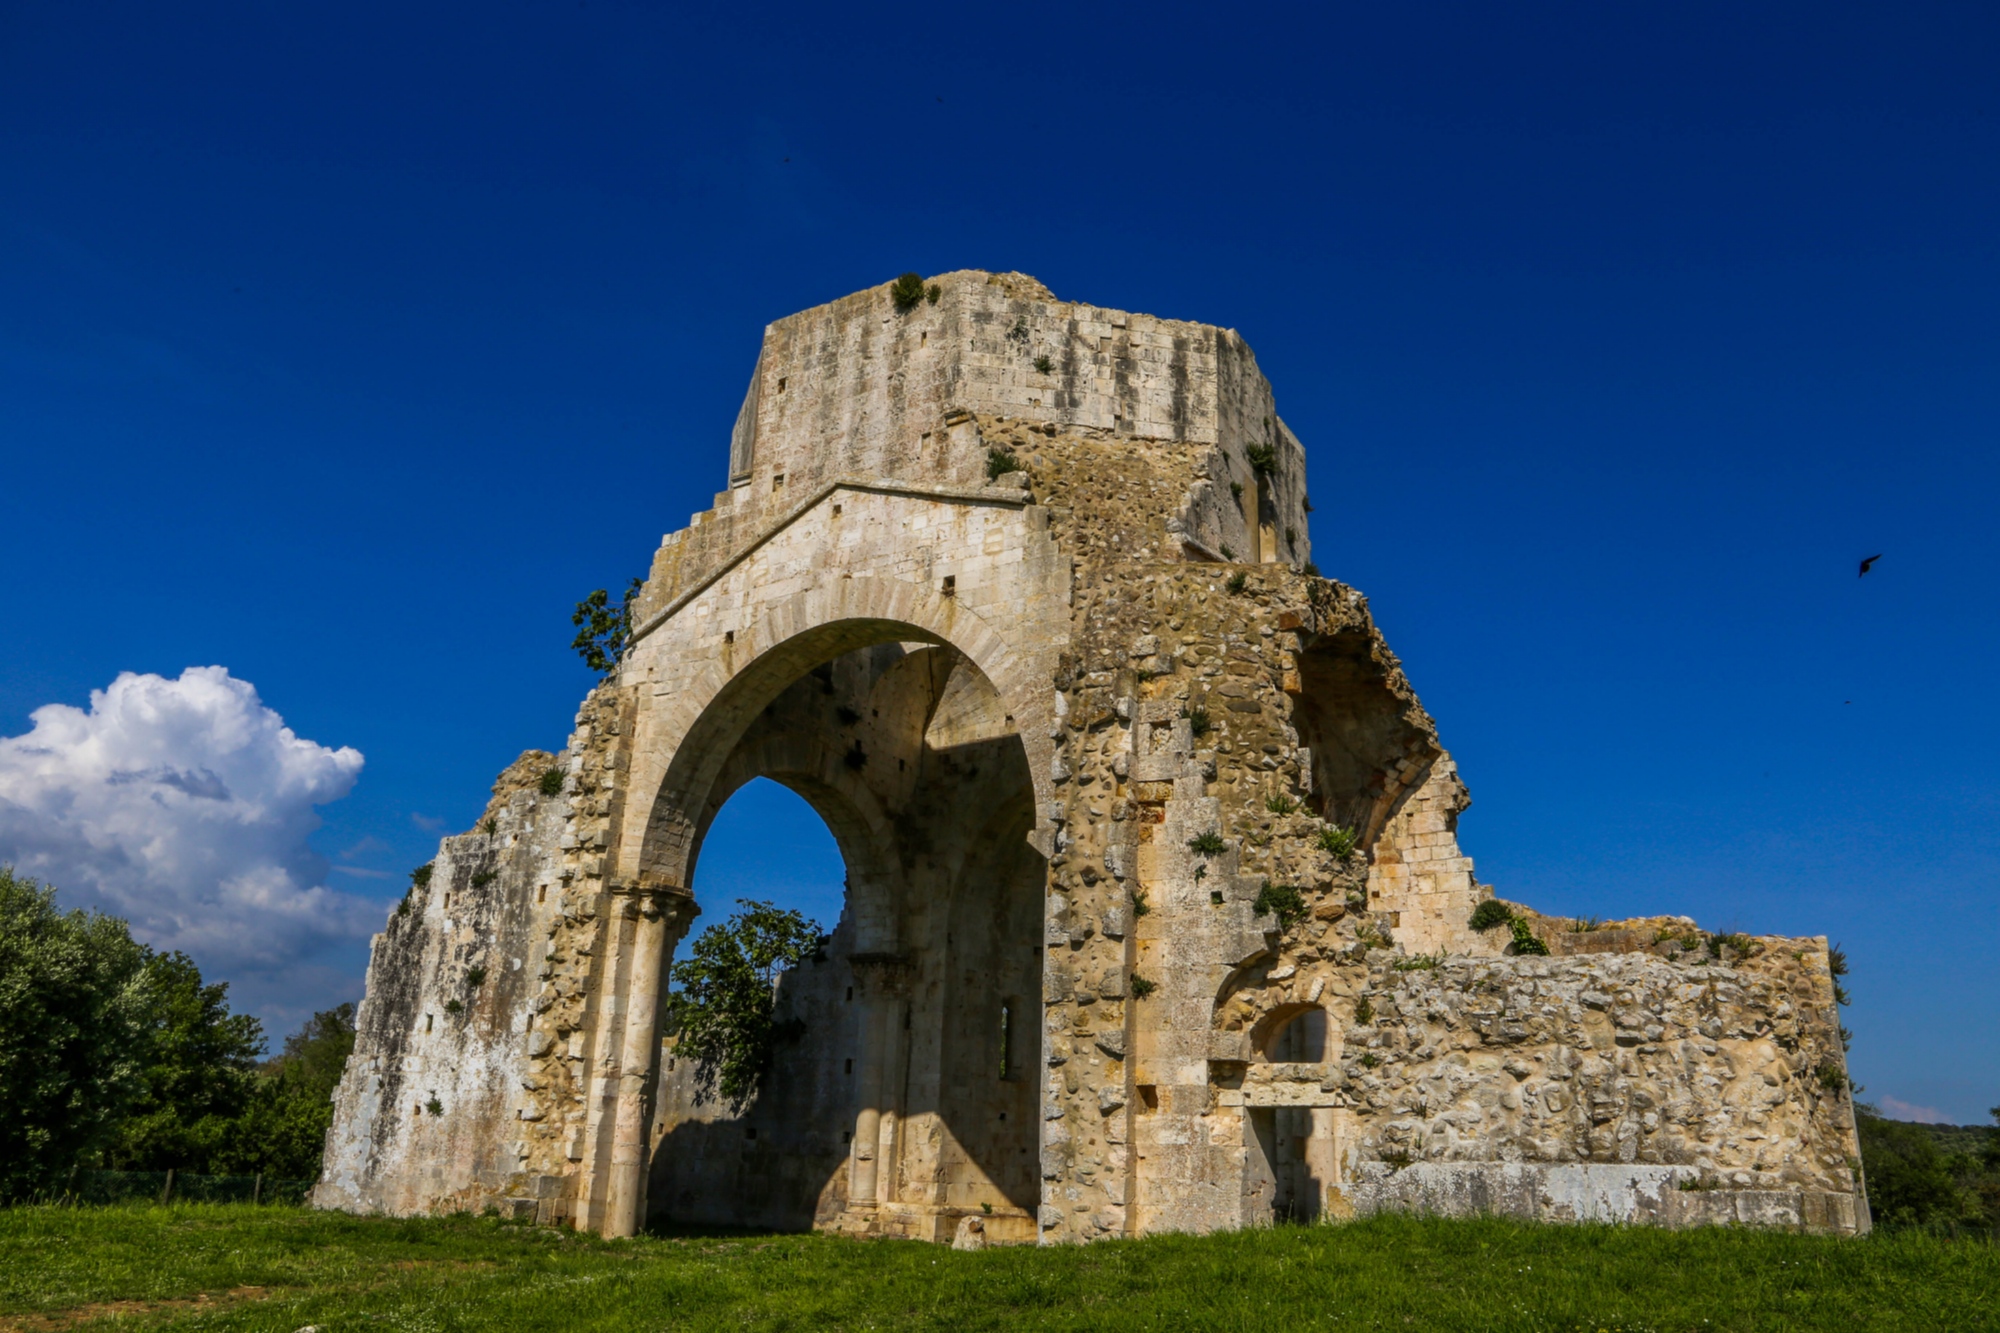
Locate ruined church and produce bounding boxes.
[315,272,1868,1241]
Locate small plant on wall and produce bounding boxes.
[1508,916,1550,956]
[1253,881,1306,928]
[1317,825,1358,859]
[890,272,927,312]
[1469,899,1512,931]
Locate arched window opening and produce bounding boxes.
[691,777,846,929]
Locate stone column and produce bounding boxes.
[601,882,695,1239]
[845,956,911,1216]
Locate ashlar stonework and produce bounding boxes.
[314,272,1867,1241]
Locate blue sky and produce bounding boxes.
[1,2,1995,1121]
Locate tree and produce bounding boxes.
[1856,1103,1978,1227]
[0,867,153,1198]
[107,951,266,1173]
[226,1003,357,1178]
[667,900,823,1113]
[571,577,644,675]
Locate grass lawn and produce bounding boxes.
[1,1204,1994,1332]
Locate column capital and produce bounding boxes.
[605,876,697,924]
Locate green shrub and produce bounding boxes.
[1129,974,1157,998]
[986,448,1021,480]
[925,282,941,305]
[1508,916,1550,956]
[465,966,486,988]
[443,999,462,1016]
[890,273,926,312]
[1187,831,1226,856]
[1033,354,1053,374]
[1302,561,1321,577]
[1317,825,1358,859]
[1354,996,1374,1024]
[1245,442,1276,475]
[480,817,498,835]
[1130,889,1149,918]
[425,1097,444,1117]
[470,871,496,888]
[1184,706,1212,738]
[1219,544,1235,560]
[1230,481,1243,501]
[1253,882,1306,927]
[1226,572,1248,594]
[538,768,564,797]
[1469,899,1512,931]
[1264,794,1297,815]
[1568,915,1603,933]
[1393,953,1442,971]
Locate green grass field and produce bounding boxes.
[2,1204,1994,1333]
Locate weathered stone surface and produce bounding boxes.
[315,272,1866,1242]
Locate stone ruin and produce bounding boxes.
[314,272,1869,1242]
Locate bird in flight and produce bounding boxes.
[1858,554,1882,577]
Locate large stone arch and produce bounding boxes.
[600,604,1049,1239]
[618,573,1055,901]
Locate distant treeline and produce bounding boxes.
[1858,1104,2000,1232]
[0,866,354,1202]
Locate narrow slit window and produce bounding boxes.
[772,472,785,492]
[999,999,1015,1080]
[941,575,956,597]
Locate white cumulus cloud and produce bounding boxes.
[0,667,376,972]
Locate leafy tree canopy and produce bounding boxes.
[0,866,359,1194]
[667,899,823,1114]
[106,950,265,1172]
[571,577,644,675]
[0,867,154,1197]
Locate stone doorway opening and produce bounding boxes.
[643,637,1044,1242]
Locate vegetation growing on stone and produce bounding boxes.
[1252,881,1306,927]
[1316,824,1358,859]
[570,577,642,676]
[1469,898,1512,931]
[1225,572,1248,594]
[1184,705,1211,737]
[1128,973,1156,998]
[985,447,1021,480]
[1508,916,1550,956]
[1187,831,1226,856]
[667,900,824,1113]
[889,272,927,312]
[1033,354,1054,375]
[1264,794,1297,815]
[1245,442,1277,475]
[538,767,564,796]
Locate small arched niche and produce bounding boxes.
[1255,1003,1329,1063]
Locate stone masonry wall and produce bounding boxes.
[318,270,1866,1240]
